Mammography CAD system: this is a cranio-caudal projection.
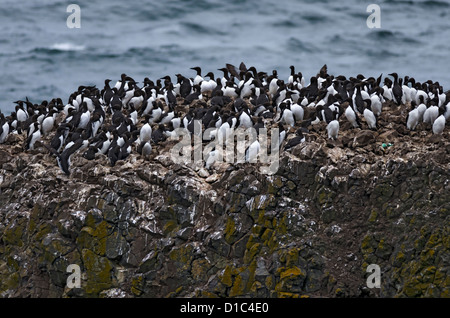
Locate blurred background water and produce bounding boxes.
[1,0,450,113]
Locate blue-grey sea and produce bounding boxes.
[1,0,450,113]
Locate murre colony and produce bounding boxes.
[0,63,449,175]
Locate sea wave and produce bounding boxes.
[49,43,86,52]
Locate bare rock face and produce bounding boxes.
[0,110,449,298]
[352,130,376,148]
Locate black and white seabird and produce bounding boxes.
[370,88,383,116]
[15,102,29,124]
[238,107,253,129]
[200,72,217,93]
[279,102,295,127]
[423,104,439,126]
[253,117,265,135]
[432,114,446,135]
[326,120,339,140]
[363,100,377,130]
[148,101,164,124]
[41,110,56,136]
[184,84,203,105]
[190,67,204,86]
[164,83,177,108]
[0,113,10,144]
[205,146,220,169]
[25,122,41,150]
[345,102,360,128]
[152,124,167,144]
[83,145,98,160]
[57,138,84,175]
[177,74,193,98]
[388,73,403,105]
[49,123,71,152]
[406,106,419,131]
[290,100,304,122]
[283,128,305,150]
[139,122,152,144]
[138,139,152,157]
[222,81,239,98]
[245,139,260,163]
[108,144,121,167]
[353,83,366,114]
[278,122,287,146]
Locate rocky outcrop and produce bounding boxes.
[0,106,449,298]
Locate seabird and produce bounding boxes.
[389,73,403,105]
[49,123,71,152]
[406,107,419,131]
[108,144,121,167]
[205,147,220,169]
[152,124,167,144]
[345,103,360,128]
[326,120,339,140]
[432,114,445,135]
[283,128,305,150]
[238,107,253,129]
[184,84,203,105]
[253,117,265,135]
[423,104,439,125]
[57,138,84,175]
[278,122,287,146]
[0,113,10,144]
[191,67,204,86]
[279,102,295,127]
[200,72,217,93]
[148,101,164,124]
[139,122,152,143]
[138,140,152,156]
[222,81,238,98]
[290,100,304,122]
[245,139,260,163]
[363,100,377,130]
[25,122,41,150]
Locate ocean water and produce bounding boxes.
[1,0,450,114]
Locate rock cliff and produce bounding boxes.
[0,101,448,298]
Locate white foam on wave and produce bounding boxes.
[50,42,86,51]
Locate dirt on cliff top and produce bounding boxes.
[0,97,448,181]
